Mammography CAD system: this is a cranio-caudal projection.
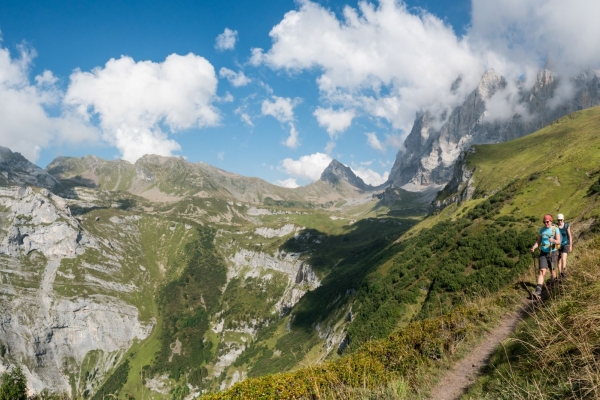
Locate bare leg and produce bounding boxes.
[537,268,547,285]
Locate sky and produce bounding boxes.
[1,0,599,188]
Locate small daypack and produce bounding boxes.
[550,225,561,251]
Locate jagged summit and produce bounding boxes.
[320,159,370,191]
[0,146,58,189]
[389,68,600,190]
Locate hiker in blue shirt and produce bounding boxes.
[530,214,561,297]
[556,213,572,279]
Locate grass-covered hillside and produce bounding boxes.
[201,107,600,399]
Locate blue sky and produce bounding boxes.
[1,0,599,187]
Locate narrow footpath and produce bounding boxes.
[428,301,534,400]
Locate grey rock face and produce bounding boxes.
[0,187,95,258]
[389,69,600,189]
[0,147,58,189]
[320,160,371,191]
[0,186,152,395]
[429,148,477,214]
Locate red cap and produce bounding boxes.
[543,214,553,222]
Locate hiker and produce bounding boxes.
[556,213,572,279]
[530,214,561,297]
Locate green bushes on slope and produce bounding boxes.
[148,226,227,383]
[347,180,534,349]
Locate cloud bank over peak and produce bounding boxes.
[65,53,220,162]
[252,0,600,142]
[252,0,483,134]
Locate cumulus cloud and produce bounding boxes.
[365,132,385,152]
[252,0,483,135]
[280,152,332,181]
[284,122,300,149]
[313,107,355,138]
[275,178,299,188]
[64,53,220,162]
[0,43,98,162]
[219,67,251,87]
[351,166,389,186]
[215,28,238,51]
[261,96,296,123]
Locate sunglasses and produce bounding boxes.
[543,220,552,223]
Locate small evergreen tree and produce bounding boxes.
[0,366,27,400]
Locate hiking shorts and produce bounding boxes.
[559,245,571,255]
[539,252,558,270]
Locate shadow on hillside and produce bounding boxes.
[57,176,99,189]
[281,216,418,332]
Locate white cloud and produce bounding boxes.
[64,53,220,162]
[470,0,600,77]
[0,43,98,162]
[365,132,385,152]
[219,67,251,87]
[253,0,600,147]
[215,28,238,51]
[234,106,254,126]
[384,133,403,150]
[217,151,224,160]
[351,166,389,186]
[313,107,355,139]
[284,122,300,149]
[324,141,336,155]
[261,96,296,123]
[253,0,483,136]
[280,152,332,181]
[275,178,299,188]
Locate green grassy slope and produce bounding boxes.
[200,107,600,399]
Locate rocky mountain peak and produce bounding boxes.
[0,146,58,189]
[320,160,370,190]
[389,68,600,190]
[477,69,505,98]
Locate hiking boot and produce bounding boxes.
[561,271,569,280]
[534,286,542,297]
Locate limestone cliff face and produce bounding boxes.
[389,69,600,189]
[0,186,153,395]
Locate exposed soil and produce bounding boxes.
[428,300,536,400]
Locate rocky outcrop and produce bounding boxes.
[0,147,58,189]
[0,187,95,258]
[390,69,600,189]
[429,148,477,214]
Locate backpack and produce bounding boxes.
[550,225,561,251]
[539,225,561,251]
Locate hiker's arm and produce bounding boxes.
[568,226,573,250]
[531,234,541,252]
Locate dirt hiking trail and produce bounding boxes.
[428,301,535,400]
